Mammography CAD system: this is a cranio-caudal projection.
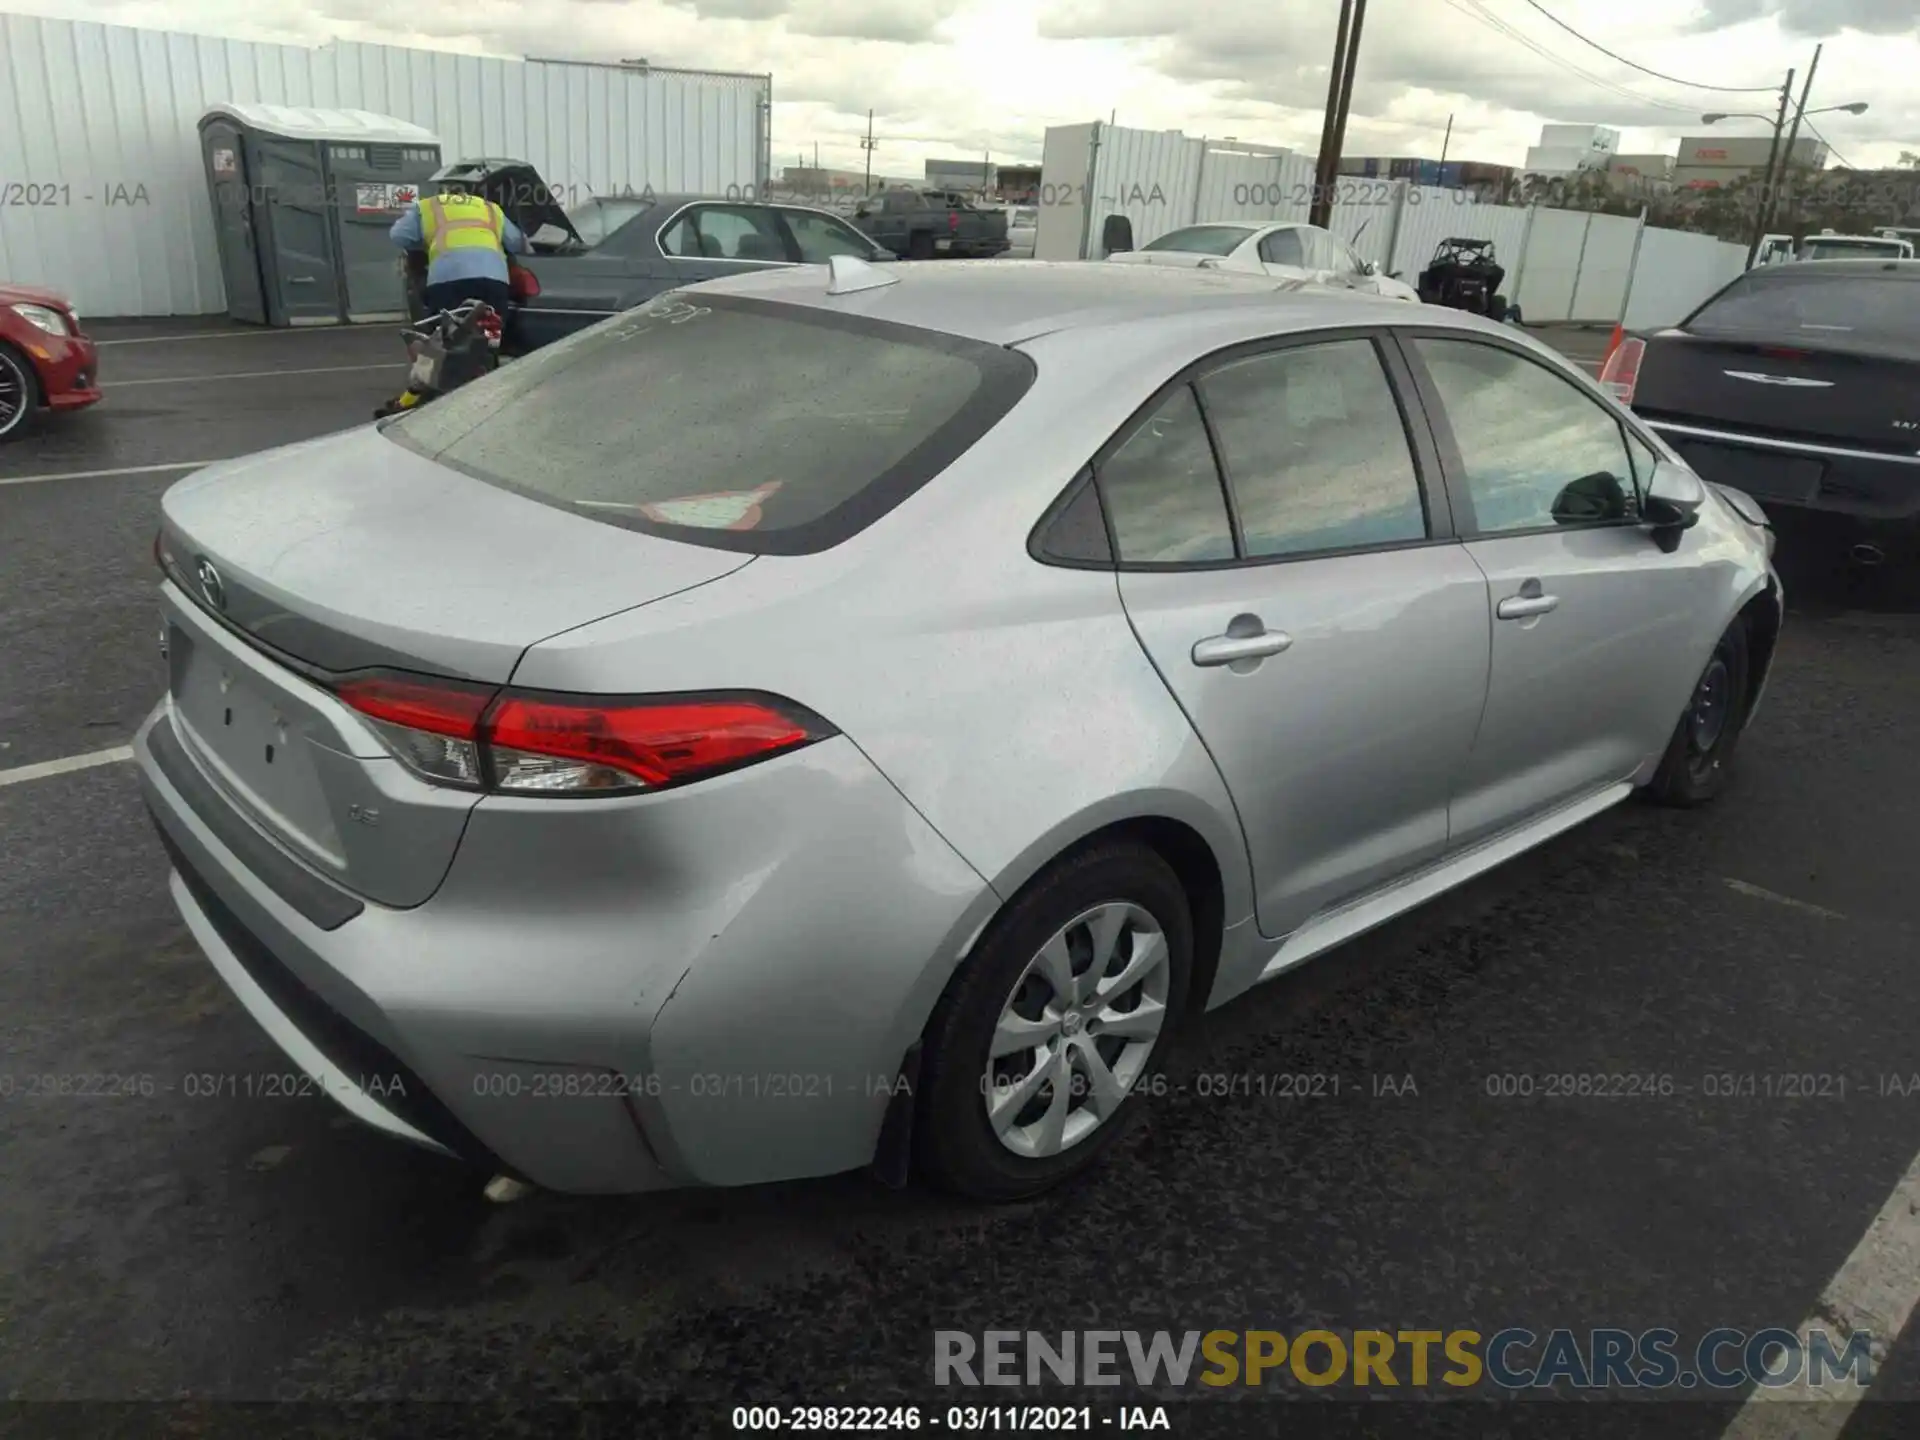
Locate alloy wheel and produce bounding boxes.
[982,901,1171,1159]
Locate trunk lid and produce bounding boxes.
[157,426,752,908]
[1634,331,1920,455]
[159,425,751,683]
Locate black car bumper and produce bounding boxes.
[1646,418,1920,561]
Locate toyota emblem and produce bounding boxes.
[196,558,227,612]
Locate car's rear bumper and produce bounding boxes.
[26,329,101,410]
[135,698,994,1193]
[1646,418,1920,557]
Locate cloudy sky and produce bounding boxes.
[16,0,1918,175]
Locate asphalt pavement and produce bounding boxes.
[1,317,1916,1437]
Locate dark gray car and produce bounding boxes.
[437,163,894,351]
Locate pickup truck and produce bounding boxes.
[850,190,1009,260]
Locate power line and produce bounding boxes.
[1799,117,1857,171]
[1513,0,1778,93]
[1443,0,1706,116]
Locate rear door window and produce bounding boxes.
[383,293,1034,554]
[780,208,878,262]
[682,205,790,261]
[1258,229,1306,266]
[1096,386,1236,564]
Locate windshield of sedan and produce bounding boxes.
[382,293,1035,553]
[565,198,651,248]
[1141,225,1255,256]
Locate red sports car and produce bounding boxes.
[0,282,100,443]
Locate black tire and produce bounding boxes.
[907,229,936,261]
[1645,616,1752,808]
[914,843,1193,1201]
[0,342,41,445]
[1488,295,1509,323]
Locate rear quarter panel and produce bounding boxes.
[509,332,1265,1002]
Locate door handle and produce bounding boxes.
[1496,593,1559,620]
[1192,630,1293,666]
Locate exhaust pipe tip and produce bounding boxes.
[1850,543,1886,567]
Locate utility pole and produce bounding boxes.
[1767,43,1822,238]
[1746,68,1794,269]
[1310,0,1357,228]
[860,110,876,195]
[1312,0,1370,227]
[1439,113,1453,169]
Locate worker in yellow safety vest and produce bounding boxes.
[389,180,529,317]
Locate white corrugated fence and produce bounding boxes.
[0,11,771,316]
[1038,121,1747,329]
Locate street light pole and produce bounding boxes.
[861,110,875,195]
[1766,43,1822,236]
[1745,69,1793,269]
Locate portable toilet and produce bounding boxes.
[198,104,444,326]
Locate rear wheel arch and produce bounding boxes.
[969,814,1231,1024]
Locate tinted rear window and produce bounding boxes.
[384,293,1034,554]
[1142,226,1254,256]
[1687,269,1920,357]
[1798,239,1907,261]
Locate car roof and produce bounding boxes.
[684,258,1486,348]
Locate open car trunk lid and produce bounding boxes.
[430,157,583,251]
[155,426,751,908]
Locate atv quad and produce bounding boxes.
[1417,237,1520,324]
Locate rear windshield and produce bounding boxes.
[383,293,1034,554]
[1142,225,1254,256]
[1686,268,1920,357]
[1798,238,1908,261]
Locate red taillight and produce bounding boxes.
[1598,336,1646,405]
[335,673,498,788]
[332,672,830,795]
[949,211,961,232]
[508,263,539,300]
[486,693,822,792]
[334,673,495,739]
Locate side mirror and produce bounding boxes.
[1101,213,1134,255]
[1359,259,1379,276]
[1642,458,1705,553]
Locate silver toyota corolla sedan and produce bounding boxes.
[137,259,1783,1201]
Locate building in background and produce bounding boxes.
[1673,135,1826,190]
[996,164,1041,201]
[1338,156,1515,196]
[1607,153,1676,192]
[925,156,998,192]
[779,165,915,196]
[1524,123,1619,177]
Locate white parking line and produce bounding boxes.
[0,460,216,487]
[1718,1147,1920,1438]
[0,745,134,789]
[103,362,405,389]
[1723,877,1848,921]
